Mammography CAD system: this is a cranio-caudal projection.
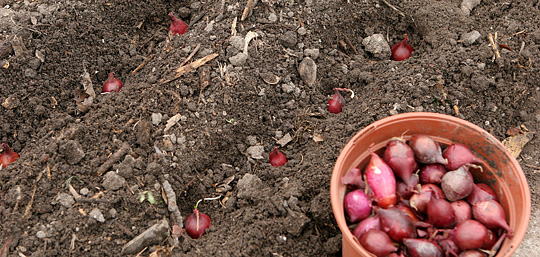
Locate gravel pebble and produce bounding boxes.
[298,57,317,86]
[246,145,264,159]
[229,52,248,66]
[304,48,320,60]
[462,30,481,46]
[229,36,245,50]
[89,208,105,223]
[102,171,126,191]
[36,231,48,239]
[54,192,75,208]
[362,34,391,60]
[279,31,297,48]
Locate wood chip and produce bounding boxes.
[277,133,293,146]
[165,113,182,132]
[453,105,460,115]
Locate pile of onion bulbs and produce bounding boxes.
[341,134,513,257]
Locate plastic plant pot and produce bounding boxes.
[330,112,531,257]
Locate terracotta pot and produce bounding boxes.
[330,112,531,257]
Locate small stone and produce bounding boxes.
[268,12,278,23]
[36,231,48,239]
[281,82,296,94]
[229,36,245,51]
[461,0,481,15]
[389,109,399,115]
[246,136,258,146]
[298,57,317,86]
[304,48,320,60]
[109,208,118,218]
[297,27,307,36]
[151,113,163,126]
[284,210,310,236]
[28,58,41,70]
[279,31,297,48]
[79,187,90,196]
[229,52,248,66]
[24,68,37,78]
[102,171,126,191]
[477,63,485,70]
[204,20,214,32]
[246,145,264,159]
[89,208,105,223]
[59,140,85,164]
[54,192,75,208]
[462,30,481,46]
[237,173,265,200]
[362,34,391,60]
[277,235,287,244]
[177,7,191,19]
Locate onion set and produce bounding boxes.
[0,143,19,168]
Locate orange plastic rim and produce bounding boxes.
[330,112,531,257]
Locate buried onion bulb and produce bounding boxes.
[0,143,19,168]
[102,72,124,93]
[391,34,414,61]
[269,147,287,167]
[328,88,345,114]
[184,208,211,239]
[168,12,188,35]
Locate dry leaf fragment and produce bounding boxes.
[502,132,534,158]
[313,133,324,142]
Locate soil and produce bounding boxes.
[1,0,539,256]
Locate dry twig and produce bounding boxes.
[381,0,405,17]
[179,44,200,68]
[241,0,257,21]
[130,54,155,75]
[23,171,42,219]
[68,184,119,203]
[96,142,130,176]
[159,53,219,85]
[488,32,501,62]
[0,237,12,257]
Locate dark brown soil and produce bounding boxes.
[1,0,539,256]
